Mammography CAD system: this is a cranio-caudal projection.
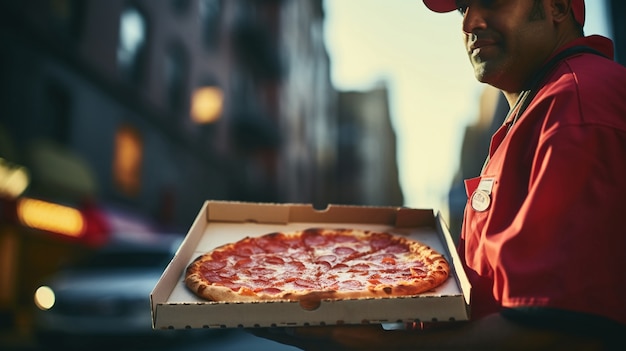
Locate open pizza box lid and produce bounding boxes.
[151,201,471,330]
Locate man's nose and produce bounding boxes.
[462,7,488,35]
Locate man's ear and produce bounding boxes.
[549,0,573,24]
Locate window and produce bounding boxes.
[113,123,142,197]
[199,0,222,49]
[165,43,188,112]
[117,4,147,83]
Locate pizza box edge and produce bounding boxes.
[150,200,471,330]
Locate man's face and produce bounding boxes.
[458,0,556,92]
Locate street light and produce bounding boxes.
[191,86,223,124]
[0,158,30,199]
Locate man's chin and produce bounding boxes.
[472,63,503,88]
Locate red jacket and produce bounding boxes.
[460,35,626,326]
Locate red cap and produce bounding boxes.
[422,0,585,26]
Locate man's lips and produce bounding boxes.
[468,39,498,55]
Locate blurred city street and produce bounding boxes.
[1,329,301,351]
[1,1,622,350]
[0,1,406,347]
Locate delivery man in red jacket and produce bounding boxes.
[255,0,626,349]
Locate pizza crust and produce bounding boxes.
[185,228,450,303]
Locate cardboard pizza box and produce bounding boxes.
[150,201,471,330]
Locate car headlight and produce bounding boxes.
[34,286,56,310]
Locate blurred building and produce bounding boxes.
[0,0,403,332]
[278,3,403,208]
[278,0,338,208]
[335,84,403,207]
[0,0,288,233]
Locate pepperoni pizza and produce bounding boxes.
[185,228,449,305]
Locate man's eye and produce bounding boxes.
[457,6,468,15]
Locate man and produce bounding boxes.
[255,1,626,349]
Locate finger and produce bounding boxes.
[329,325,390,349]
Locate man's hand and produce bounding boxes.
[249,324,392,351]
[249,313,610,350]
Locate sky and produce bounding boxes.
[323,0,611,212]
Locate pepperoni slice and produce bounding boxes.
[290,251,311,262]
[333,234,358,243]
[368,278,381,285]
[370,253,400,263]
[303,232,327,247]
[234,241,265,256]
[219,270,238,279]
[315,260,332,271]
[219,281,243,291]
[333,246,356,256]
[200,260,227,271]
[286,261,306,271]
[381,257,396,265]
[294,279,318,289]
[234,258,254,268]
[281,236,304,249]
[316,254,337,263]
[253,232,283,245]
[348,263,370,272]
[370,236,393,250]
[200,271,226,282]
[382,243,408,254]
[256,235,291,253]
[338,279,365,290]
[410,266,428,277]
[330,263,349,271]
[249,267,276,276]
[263,255,285,265]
